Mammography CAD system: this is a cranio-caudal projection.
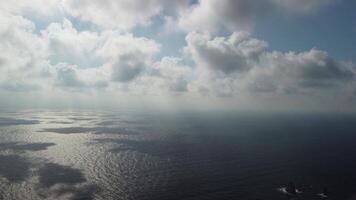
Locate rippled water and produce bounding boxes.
[0,110,356,200]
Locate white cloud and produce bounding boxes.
[111,57,193,95]
[110,53,147,82]
[97,32,160,59]
[0,0,355,111]
[0,0,335,33]
[43,19,101,67]
[242,50,354,97]
[0,13,50,91]
[178,0,263,32]
[186,32,355,97]
[54,63,108,89]
[186,31,267,73]
[0,14,161,92]
[176,0,336,32]
[1,0,190,31]
[46,26,161,88]
[42,19,161,84]
[97,32,160,82]
[0,0,61,17]
[55,64,85,88]
[62,0,189,30]
[150,57,192,92]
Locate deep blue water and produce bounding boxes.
[0,110,356,200]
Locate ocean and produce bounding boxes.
[0,110,355,200]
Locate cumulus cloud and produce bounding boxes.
[55,64,85,88]
[243,51,355,96]
[110,53,146,82]
[0,13,162,92]
[62,0,189,30]
[0,0,355,111]
[97,32,160,82]
[0,13,50,91]
[113,57,193,95]
[186,31,267,73]
[43,19,101,67]
[54,63,109,90]
[150,57,192,93]
[1,0,335,33]
[176,0,336,32]
[255,49,354,90]
[0,0,61,17]
[0,14,48,69]
[186,32,355,96]
[1,0,188,31]
[42,18,161,85]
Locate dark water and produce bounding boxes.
[0,110,356,200]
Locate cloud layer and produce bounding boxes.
[176,0,336,32]
[0,0,355,111]
[186,32,354,97]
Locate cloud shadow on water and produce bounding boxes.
[47,121,74,125]
[39,163,86,187]
[37,163,99,200]
[41,126,140,135]
[68,117,96,121]
[51,184,99,200]
[95,119,142,126]
[0,142,56,152]
[0,155,31,182]
[0,117,40,126]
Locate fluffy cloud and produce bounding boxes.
[112,57,192,95]
[150,57,192,92]
[62,0,189,30]
[55,64,85,88]
[1,0,190,31]
[186,31,267,73]
[0,0,337,35]
[55,63,108,89]
[186,32,355,96]
[43,19,160,83]
[43,19,101,67]
[0,13,50,91]
[97,32,160,82]
[177,0,336,32]
[1,0,355,111]
[0,13,354,100]
[0,15,161,92]
[1,0,335,33]
[110,53,147,82]
[0,0,61,17]
[0,14,48,70]
[255,49,354,89]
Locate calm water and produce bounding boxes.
[0,110,356,200]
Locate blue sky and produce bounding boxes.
[0,0,355,111]
[255,0,356,62]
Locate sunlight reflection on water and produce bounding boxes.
[0,110,356,199]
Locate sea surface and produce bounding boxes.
[0,110,356,200]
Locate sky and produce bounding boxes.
[0,0,355,112]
